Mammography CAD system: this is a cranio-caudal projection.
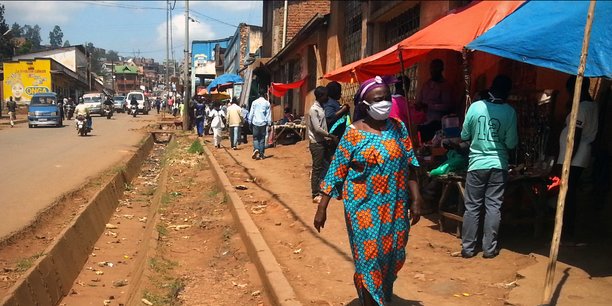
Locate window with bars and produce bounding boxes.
[384,4,420,48]
[342,0,362,64]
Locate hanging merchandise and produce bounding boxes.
[506,89,555,170]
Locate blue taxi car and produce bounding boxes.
[28,92,63,128]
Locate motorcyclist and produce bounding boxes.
[64,97,75,120]
[103,95,114,115]
[74,96,92,130]
[130,95,138,114]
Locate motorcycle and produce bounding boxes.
[64,104,74,120]
[75,115,89,136]
[130,104,138,118]
[104,105,113,119]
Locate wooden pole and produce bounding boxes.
[312,45,323,87]
[398,50,419,148]
[461,48,472,116]
[541,1,597,304]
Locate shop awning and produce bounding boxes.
[270,77,306,97]
[206,73,244,92]
[467,1,612,78]
[324,0,524,83]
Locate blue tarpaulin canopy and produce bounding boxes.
[467,1,612,78]
[207,73,244,92]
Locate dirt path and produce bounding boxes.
[208,139,537,305]
[60,135,267,306]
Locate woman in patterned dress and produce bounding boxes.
[313,76,423,306]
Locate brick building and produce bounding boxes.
[262,0,330,58]
[258,0,476,120]
[113,64,140,95]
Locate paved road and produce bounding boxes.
[0,112,154,239]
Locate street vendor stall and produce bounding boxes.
[269,78,308,146]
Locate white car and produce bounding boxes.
[82,93,104,116]
[126,91,150,115]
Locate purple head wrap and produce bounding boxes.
[353,75,398,121]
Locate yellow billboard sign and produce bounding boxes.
[3,59,52,103]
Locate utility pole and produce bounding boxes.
[166,0,170,98]
[182,0,190,131]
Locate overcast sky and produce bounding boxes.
[3,0,262,62]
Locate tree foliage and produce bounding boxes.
[0,4,13,59]
[63,40,70,47]
[49,25,63,47]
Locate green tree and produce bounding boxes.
[22,24,42,50]
[106,50,120,62]
[10,22,21,37]
[63,40,70,47]
[0,4,14,59]
[49,25,63,47]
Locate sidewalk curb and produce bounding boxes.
[0,134,154,306]
[202,143,302,306]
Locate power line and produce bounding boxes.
[75,1,165,10]
[189,8,238,28]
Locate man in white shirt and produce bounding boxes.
[557,76,599,245]
[308,86,338,203]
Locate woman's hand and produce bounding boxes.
[314,195,331,232]
[314,206,327,232]
[410,196,423,226]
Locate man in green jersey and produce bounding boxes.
[459,75,518,258]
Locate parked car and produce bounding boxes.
[28,92,63,128]
[125,91,149,115]
[113,96,126,113]
[82,92,104,116]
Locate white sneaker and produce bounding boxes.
[312,195,322,203]
[252,150,259,159]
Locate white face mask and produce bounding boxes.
[363,100,392,120]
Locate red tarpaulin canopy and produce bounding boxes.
[324,0,524,83]
[270,77,307,97]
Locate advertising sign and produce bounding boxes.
[3,59,52,103]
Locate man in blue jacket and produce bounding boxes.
[459,75,518,259]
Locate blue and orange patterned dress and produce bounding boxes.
[320,118,419,306]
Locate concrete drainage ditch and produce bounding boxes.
[0,132,158,306]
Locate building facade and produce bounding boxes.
[191,38,232,94]
[224,23,263,76]
[2,58,88,103]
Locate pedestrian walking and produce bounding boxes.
[6,96,18,128]
[240,104,249,144]
[555,76,599,246]
[314,76,423,306]
[308,86,337,203]
[208,103,226,148]
[155,97,161,114]
[226,97,243,149]
[248,88,272,160]
[456,75,518,259]
[193,99,206,137]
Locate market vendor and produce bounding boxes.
[416,59,454,142]
[556,76,599,246]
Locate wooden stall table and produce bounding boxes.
[272,123,307,146]
[435,172,549,238]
